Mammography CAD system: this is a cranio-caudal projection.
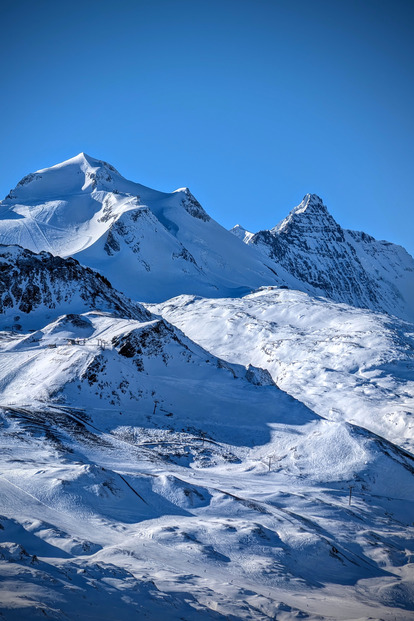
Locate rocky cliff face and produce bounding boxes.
[0,245,148,329]
[244,194,414,321]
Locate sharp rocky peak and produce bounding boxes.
[272,193,337,235]
[296,193,326,212]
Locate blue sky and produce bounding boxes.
[1,0,413,255]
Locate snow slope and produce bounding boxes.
[1,308,414,619]
[233,194,414,322]
[0,156,414,618]
[0,153,280,301]
[151,288,414,453]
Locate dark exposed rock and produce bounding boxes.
[180,188,210,222]
[0,245,150,323]
[248,194,410,316]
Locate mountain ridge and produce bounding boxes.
[1,155,413,320]
[1,156,414,619]
[0,154,280,302]
[238,193,414,322]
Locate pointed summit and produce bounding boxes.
[297,193,326,212]
[66,152,121,176]
[229,224,254,243]
[272,193,331,235]
[3,152,124,202]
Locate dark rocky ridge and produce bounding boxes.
[246,194,414,321]
[0,245,149,328]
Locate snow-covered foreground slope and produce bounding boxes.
[0,153,280,301]
[151,288,414,453]
[0,154,414,618]
[1,310,414,619]
[232,194,414,322]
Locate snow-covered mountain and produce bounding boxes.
[151,287,414,452]
[1,305,414,619]
[0,153,280,302]
[0,244,148,330]
[1,154,414,619]
[2,155,413,321]
[233,193,414,322]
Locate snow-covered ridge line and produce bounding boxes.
[234,192,414,322]
[2,155,414,319]
[0,153,282,302]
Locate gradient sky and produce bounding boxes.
[1,0,413,255]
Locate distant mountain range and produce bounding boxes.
[1,153,413,320]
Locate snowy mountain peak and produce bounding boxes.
[3,152,124,202]
[301,193,325,208]
[173,186,190,194]
[296,193,328,215]
[285,193,327,218]
[273,193,331,234]
[177,187,211,221]
[245,194,414,321]
[64,152,121,175]
[0,154,279,300]
[229,224,254,243]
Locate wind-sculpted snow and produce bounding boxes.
[241,194,414,322]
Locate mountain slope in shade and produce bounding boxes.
[235,193,414,322]
[0,153,280,301]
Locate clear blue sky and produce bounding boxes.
[1,0,413,255]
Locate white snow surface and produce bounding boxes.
[151,288,414,453]
[0,157,413,619]
[0,303,413,619]
[0,153,280,302]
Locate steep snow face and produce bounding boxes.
[238,194,414,322]
[150,288,414,453]
[0,244,148,330]
[0,154,280,301]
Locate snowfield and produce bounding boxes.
[150,288,414,453]
[0,154,413,619]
